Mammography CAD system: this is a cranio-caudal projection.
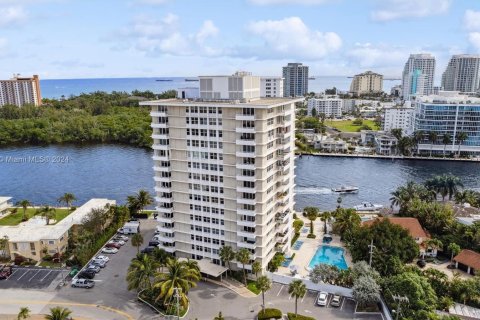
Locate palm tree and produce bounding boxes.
[214,312,225,320]
[428,131,438,157]
[319,211,332,234]
[251,260,262,280]
[413,130,424,155]
[37,206,56,225]
[236,248,251,286]
[304,207,319,235]
[455,190,469,206]
[152,247,169,271]
[288,279,306,318]
[456,132,468,157]
[131,233,144,254]
[445,175,463,200]
[448,242,461,266]
[57,193,76,210]
[257,275,272,312]
[331,209,360,241]
[153,258,200,309]
[422,238,443,258]
[44,307,72,320]
[16,200,31,222]
[126,253,159,291]
[135,190,154,213]
[442,133,452,157]
[17,307,30,320]
[219,246,235,276]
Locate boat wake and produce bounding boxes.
[295,187,332,195]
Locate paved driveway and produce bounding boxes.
[0,266,65,290]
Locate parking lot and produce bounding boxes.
[0,266,66,290]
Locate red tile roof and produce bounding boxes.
[454,249,480,270]
[362,217,428,239]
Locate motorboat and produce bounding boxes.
[353,202,383,211]
[331,186,359,194]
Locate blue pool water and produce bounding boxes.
[308,245,348,270]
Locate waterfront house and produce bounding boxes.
[362,217,436,257]
[454,249,480,275]
[0,198,115,261]
[313,136,347,152]
[0,197,12,214]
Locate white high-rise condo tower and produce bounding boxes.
[141,72,302,273]
[442,55,480,94]
[282,63,309,97]
[401,54,436,101]
[0,74,42,107]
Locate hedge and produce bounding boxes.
[257,308,282,319]
[287,313,315,320]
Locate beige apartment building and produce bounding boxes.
[0,74,42,107]
[350,71,383,95]
[141,72,302,271]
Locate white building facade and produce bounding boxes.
[442,55,480,94]
[307,96,343,118]
[0,74,42,107]
[413,92,480,156]
[382,106,414,135]
[142,74,301,272]
[260,77,284,98]
[402,54,436,101]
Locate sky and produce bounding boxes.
[0,0,479,80]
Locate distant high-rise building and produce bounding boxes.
[441,55,480,93]
[401,54,436,101]
[260,77,284,97]
[0,74,42,107]
[142,72,302,271]
[282,63,308,97]
[349,71,383,95]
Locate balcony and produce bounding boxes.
[237,198,256,206]
[277,152,289,161]
[152,155,169,162]
[154,186,171,193]
[275,243,288,253]
[154,176,171,183]
[237,240,256,249]
[236,174,256,182]
[152,144,169,151]
[236,151,256,158]
[155,235,175,243]
[163,246,176,253]
[236,127,255,134]
[237,230,256,239]
[150,110,167,117]
[155,197,172,204]
[236,163,256,170]
[235,114,255,121]
[237,209,256,217]
[237,219,256,228]
[236,139,256,146]
[151,122,168,129]
[156,207,173,214]
[276,221,289,233]
[157,215,174,223]
[157,225,175,233]
[152,133,168,140]
[275,211,290,224]
[153,166,171,172]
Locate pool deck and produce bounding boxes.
[277,216,353,277]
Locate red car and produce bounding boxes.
[105,242,121,249]
[0,265,12,280]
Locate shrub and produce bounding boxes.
[287,313,315,320]
[291,232,300,245]
[293,219,304,233]
[258,308,282,320]
[43,254,53,261]
[306,234,316,239]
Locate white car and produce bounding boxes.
[317,291,329,306]
[71,278,95,288]
[114,235,129,242]
[86,264,100,273]
[109,239,125,246]
[101,247,118,254]
[95,255,110,263]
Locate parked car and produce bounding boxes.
[101,247,118,254]
[109,239,125,246]
[114,235,129,242]
[317,292,329,306]
[330,294,341,307]
[141,246,155,254]
[71,278,95,288]
[86,264,101,273]
[105,242,121,249]
[0,265,12,280]
[77,270,95,279]
[68,267,79,278]
[90,260,106,268]
[148,240,160,247]
[95,255,110,263]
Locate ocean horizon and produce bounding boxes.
[40,76,401,99]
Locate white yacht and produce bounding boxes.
[353,202,383,211]
[331,186,359,194]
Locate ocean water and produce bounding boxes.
[40,76,401,99]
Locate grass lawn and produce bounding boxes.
[247,280,261,295]
[328,119,379,132]
[0,208,72,226]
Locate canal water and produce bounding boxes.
[0,145,479,210]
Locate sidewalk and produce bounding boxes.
[205,277,257,298]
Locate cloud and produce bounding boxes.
[248,0,330,5]
[468,33,480,52]
[113,13,221,57]
[244,17,341,60]
[371,0,451,22]
[346,43,408,69]
[464,10,480,31]
[51,59,104,69]
[0,6,27,26]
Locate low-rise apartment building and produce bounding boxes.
[0,197,12,214]
[261,77,284,98]
[307,96,343,118]
[382,105,414,135]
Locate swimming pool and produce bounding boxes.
[308,245,348,270]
